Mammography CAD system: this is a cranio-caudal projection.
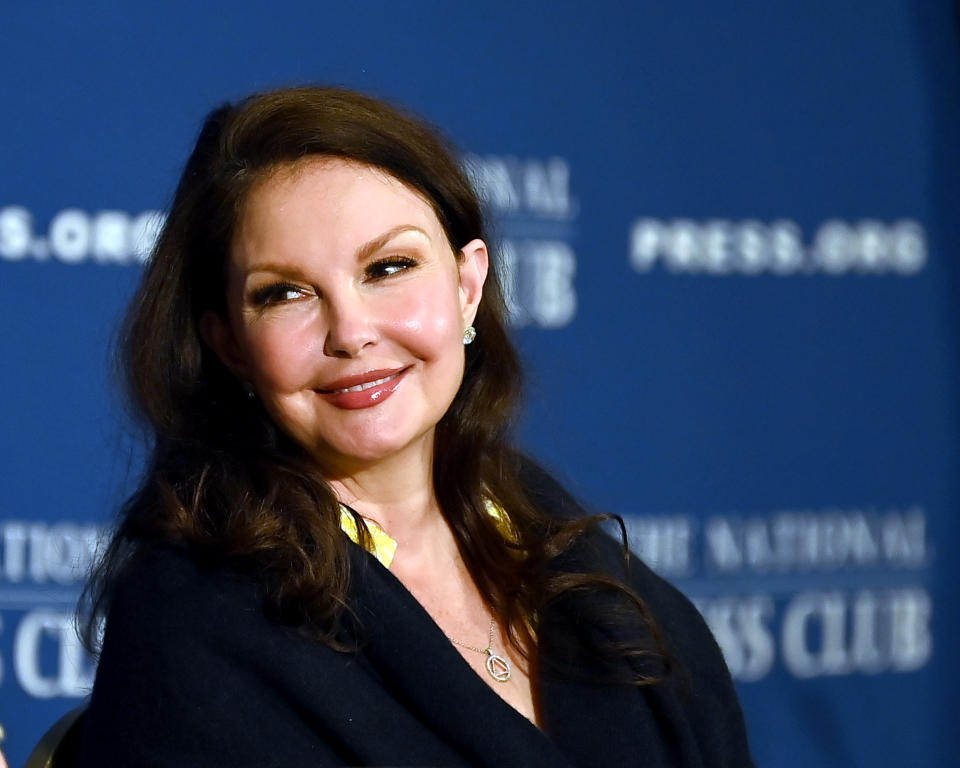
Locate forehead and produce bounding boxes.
[229,157,456,276]
[239,157,440,234]
[230,157,450,268]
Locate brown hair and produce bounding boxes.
[83,86,665,684]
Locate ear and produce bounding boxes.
[199,311,251,381]
[457,238,489,327]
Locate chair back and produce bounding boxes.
[25,705,87,768]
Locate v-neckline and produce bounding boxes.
[346,542,574,767]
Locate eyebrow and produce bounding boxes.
[243,224,431,279]
[355,224,431,262]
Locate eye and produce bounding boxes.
[365,256,418,281]
[249,281,310,306]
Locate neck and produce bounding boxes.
[322,436,453,560]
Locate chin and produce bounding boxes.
[311,436,422,470]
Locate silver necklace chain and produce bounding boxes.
[447,619,512,683]
[338,502,512,683]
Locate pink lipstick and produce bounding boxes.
[317,367,408,409]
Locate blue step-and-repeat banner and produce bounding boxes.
[2,2,958,765]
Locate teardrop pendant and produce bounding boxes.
[485,649,512,682]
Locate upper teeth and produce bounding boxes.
[333,373,397,394]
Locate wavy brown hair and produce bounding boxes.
[82,86,666,684]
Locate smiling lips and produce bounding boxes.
[317,367,409,409]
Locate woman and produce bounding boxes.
[78,87,753,767]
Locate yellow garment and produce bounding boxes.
[338,507,398,567]
[339,499,515,569]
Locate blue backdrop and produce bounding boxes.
[2,2,958,765]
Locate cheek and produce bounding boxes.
[392,290,462,352]
[242,317,322,388]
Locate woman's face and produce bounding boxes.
[204,158,488,475]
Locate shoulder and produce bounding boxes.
[90,544,273,714]
[81,545,339,766]
[522,459,722,664]
[517,455,590,520]
[103,544,264,647]
[519,457,754,765]
[518,457,709,638]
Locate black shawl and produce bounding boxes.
[78,469,754,767]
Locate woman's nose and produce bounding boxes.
[322,292,378,358]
